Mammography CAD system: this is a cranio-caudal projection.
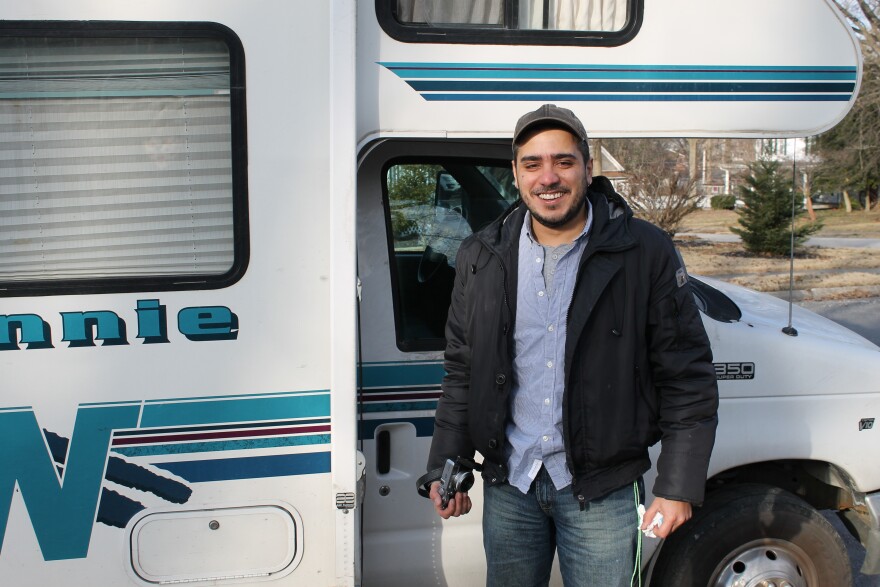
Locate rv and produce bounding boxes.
[0,0,877,585]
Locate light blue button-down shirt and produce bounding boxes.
[506,202,593,493]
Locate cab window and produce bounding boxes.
[385,158,517,350]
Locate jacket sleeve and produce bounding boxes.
[646,234,719,505]
[426,241,477,473]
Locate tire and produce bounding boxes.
[649,484,852,587]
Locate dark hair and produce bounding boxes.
[512,122,591,164]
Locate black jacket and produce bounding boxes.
[427,176,719,505]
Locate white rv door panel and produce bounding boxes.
[357,139,521,586]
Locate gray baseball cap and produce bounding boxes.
[513,104,588,145]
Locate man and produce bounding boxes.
[421,104,719,586]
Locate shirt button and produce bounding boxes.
[552,254,558,260]
[544,398,550,405]
[536,257,541,263]
[546,361,553,368]
[548,325,554,332]
[538,291,545,297]
[542,435,549,442]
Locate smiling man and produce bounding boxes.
[422,104,719,587]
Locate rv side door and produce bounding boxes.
[356,139,515,587]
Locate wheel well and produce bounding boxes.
[646,482,856,586]
[706,460,858,511]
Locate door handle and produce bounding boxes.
[376,429,391,474]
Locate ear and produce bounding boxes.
[586,157,594,186]
[511,159,518,189]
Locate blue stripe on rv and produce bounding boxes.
[153,452,332,482]
[358,362,443,436]
[115,434,331,457]
[380,62,858,102]
[360,401,438,413]
[381,62,858,73]
[407,80,855,93]
[421,94,853,102]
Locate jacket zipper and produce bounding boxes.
[564,242,600,498]
[500,260,512,336]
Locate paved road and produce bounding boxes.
[800,297,880,346]
[798,297,880,586]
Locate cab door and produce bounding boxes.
[356,139,516,586]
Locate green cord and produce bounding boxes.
[631,480,643,587]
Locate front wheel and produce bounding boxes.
[649,484,852,587]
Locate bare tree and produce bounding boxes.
[603,138,701,236]
[815,1,880,209]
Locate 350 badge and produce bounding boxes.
[714,362,755,380]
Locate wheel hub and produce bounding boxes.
[711,539,815,587]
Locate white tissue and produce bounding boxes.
[636,504,664,538]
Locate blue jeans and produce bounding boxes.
[483,468,641,587]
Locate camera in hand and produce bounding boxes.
[438,457,475,508]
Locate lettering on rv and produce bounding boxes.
[0,405,191,561]
[0,405,140,560]
[0,299,238,350]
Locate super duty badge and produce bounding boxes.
[714,362,755,380]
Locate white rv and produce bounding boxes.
[0,1,876,586]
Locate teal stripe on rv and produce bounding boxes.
[382,62,857,78]
[140,392,330,427]
[387,69,856,81]
[359,361,445,388]
[380,62,858,102]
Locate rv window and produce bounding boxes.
[385,159,516,351]
[0,24,247,296]
[378,0,641,45]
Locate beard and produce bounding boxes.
[525,184,588,229]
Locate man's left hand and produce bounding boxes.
[641,497,692,538]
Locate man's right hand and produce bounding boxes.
[430,481,472,519]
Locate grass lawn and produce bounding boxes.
[678,208,880,238]
[673,208,880,298]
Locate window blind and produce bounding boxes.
[0,37,234,281]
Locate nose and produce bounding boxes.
[538,163,560,186]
